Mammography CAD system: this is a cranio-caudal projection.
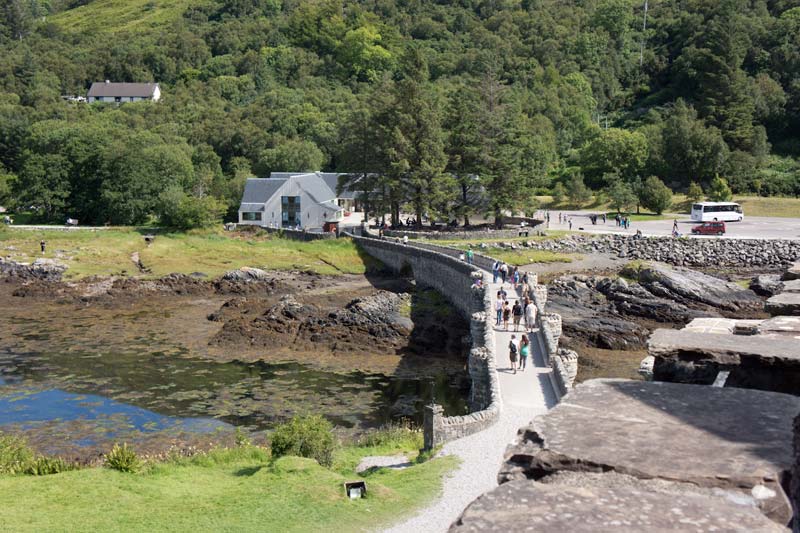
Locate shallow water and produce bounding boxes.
[0,288,470,457]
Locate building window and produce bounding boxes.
[242,212,262,221]
[281,196,301,227]
[115,97,121,103]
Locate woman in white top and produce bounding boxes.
[495,297,504,325]
[525,300,537,331]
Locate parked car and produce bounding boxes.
[691,221,726,236]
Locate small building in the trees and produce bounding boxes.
[87,81,161,103]
[238,172,363,231]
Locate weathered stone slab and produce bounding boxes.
[451,475,785,532]
[683,317,737,334]
[758,316,800,339]
[499,379,800,525]
[783,261,800,281]
[648,328,800,393]
[766,292,800,316]
[783,279,800,293]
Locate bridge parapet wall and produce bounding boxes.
[348,234,501,449]
[349,232,576,444]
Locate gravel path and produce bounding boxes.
[384,279,557,533]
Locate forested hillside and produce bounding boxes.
[1,0,799,226]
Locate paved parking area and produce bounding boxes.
[546,213,800,240]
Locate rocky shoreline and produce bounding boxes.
[0,260,469,363]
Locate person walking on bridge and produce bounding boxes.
[519,334,530,371]
[525,297,537,331]
[502,300,511,331]
[508,335,518,374]
[495,296,503,326]
[512,300,523,331]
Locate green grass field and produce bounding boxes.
[0,442,456,532]
[421,230,572,247]
[488,250,577,266]
[50,0,193,34]
[0,228,376,279]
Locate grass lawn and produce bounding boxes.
[0,443,457,532]
[421,230,572,247]
[488,250,578,266]
[0,228,377,279]
[730,196,800,218]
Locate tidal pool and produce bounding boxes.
[0,287,470,459]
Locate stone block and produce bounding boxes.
[766,292,800,317]
[757,316,800,339]
[783,261,800,281]
[649,328,800,393]
[683,317,737,334]
[499,379,800,525]
[783,279,800,293]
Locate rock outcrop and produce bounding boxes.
[209,289,466,357]
[547,264,763,350]
[750,274,784,297]
[221,267,270,281]
[0,257,67,281]
[498,379,800,526]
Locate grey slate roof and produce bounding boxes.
[240,178,286,206]
[239,203,265,212]
[320,172,360,199]
[293,173,336,204]
[268,171,361,200]
[87,82,159,98]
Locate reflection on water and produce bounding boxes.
[0,387,228,445]
[0,351,469,454]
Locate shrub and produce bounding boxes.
[157,187,226,230]
[605,179,637,213]
[357,420,422,449]
[707,175,733,202]
[271,415,336,467]
[686,182,704,204]
[566,174,592,207]
[638,176,673,214]
[551,182,566,204]
[104,443,141,473]
[234,427,252,447]
[0,433,34,474]
[25,456,78,476]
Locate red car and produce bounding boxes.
[691,221,726,236]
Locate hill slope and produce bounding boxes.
[0,0,798,226]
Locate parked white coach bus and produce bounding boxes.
[690,202,744,222]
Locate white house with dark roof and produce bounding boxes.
[238,172,363,231]
[87,81,161,103]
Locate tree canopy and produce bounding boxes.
[0,0,799,226]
